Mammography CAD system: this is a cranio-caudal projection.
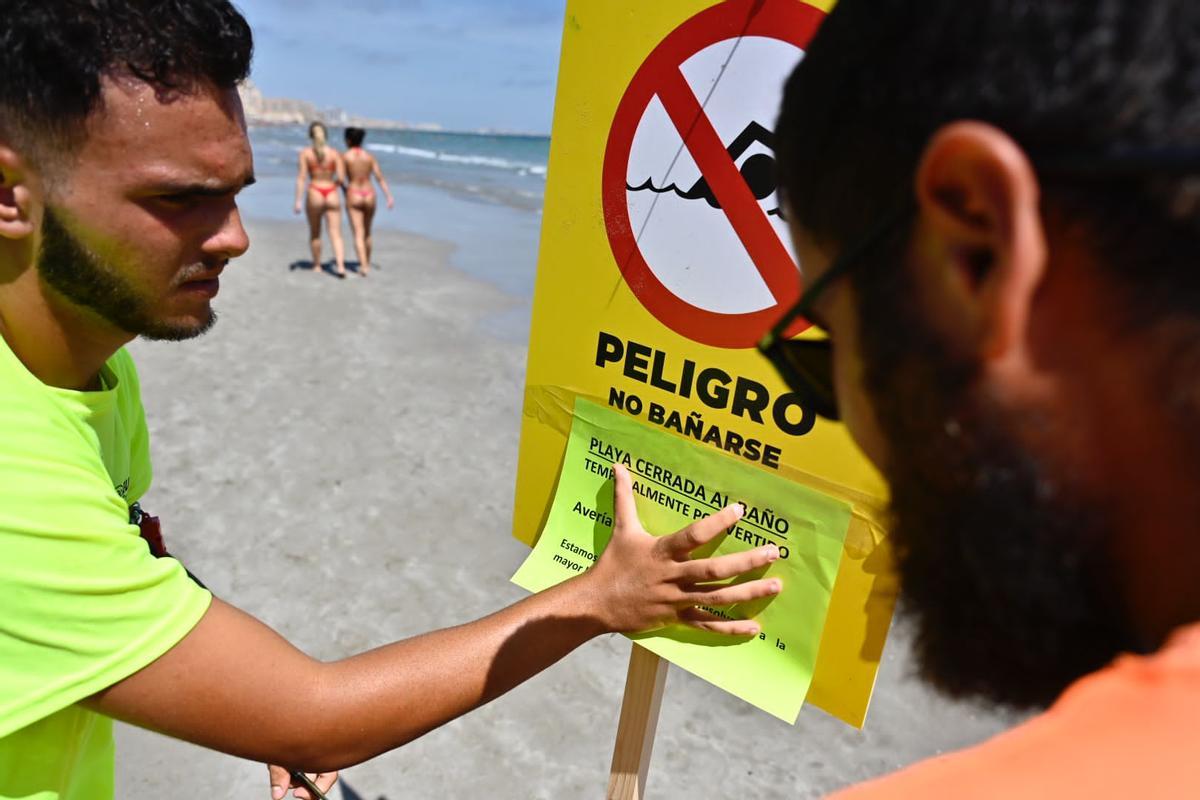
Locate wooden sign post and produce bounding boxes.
[608,645,670,800]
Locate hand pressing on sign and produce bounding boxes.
[584,463,782,636]
[83,466,779,778]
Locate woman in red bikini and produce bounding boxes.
[293,121,348,277]
[342,127,394,277]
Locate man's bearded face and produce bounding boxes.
[853,257,1140,709]
[38,205,216,341]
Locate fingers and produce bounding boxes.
[292,771,336,800]
[662,503,743,556]
[678,544,779,583]
[678,606,760,637]
[267,765,290,799]
[686,576,782,607]
[610,464,639,533]
[293,773,313,799]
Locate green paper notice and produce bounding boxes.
[512,399,851,723]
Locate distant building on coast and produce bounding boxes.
[237,80,319,126]
[237,79,443,132]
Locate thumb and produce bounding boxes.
[610,463,640,535]
[267,764,290,799]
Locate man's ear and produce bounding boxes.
[913,120,1047,363]
[0,145,39,240]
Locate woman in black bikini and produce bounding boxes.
[293,121,348,277]
[342,127,394,277]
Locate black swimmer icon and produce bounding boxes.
[626,121,783,217]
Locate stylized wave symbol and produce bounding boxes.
[626,176,710,201]
[626,176,784,217]
[625,121,785,217]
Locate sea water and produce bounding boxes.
[238,126,551,339]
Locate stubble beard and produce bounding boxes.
[37,206,216,342]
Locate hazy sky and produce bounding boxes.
[238,0,566,133]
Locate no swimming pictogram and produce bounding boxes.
[602,0,825,349]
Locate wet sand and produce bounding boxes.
[116,218,1016,799]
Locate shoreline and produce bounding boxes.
[246,121,551,140]
[234,179,543,336]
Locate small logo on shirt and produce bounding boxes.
[115,477,130,498]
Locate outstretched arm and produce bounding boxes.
[85,465,779,772]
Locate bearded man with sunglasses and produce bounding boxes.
[754,0,1200,795]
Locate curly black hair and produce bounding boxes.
[0,0,253,158]
[777,0,1200,315]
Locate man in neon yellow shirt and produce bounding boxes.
[0,3,782,798]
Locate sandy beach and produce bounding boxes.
[115,218,1016,799]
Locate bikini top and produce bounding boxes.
[309,147,337,178]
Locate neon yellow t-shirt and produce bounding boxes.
[0,336,212,799]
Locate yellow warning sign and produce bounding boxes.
[513,0,897,728]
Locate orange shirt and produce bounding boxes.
[832,623,1200,799]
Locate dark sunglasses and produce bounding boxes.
[757,204,912,421]
[756,147,1200,422]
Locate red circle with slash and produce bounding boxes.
[602,0,825,348]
